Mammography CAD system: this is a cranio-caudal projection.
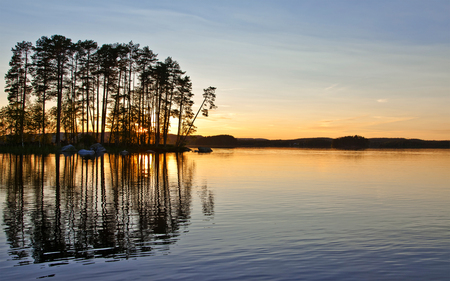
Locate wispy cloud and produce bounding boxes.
[320,115,369,124]
[369,116,416,126]
[201,112,235,121]
[324,83,339,91]
[305,115,416,133]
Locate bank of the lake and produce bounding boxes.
[0,143,191,155]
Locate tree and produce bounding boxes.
[174,75,194,146]
[64,41,82,143]
[46,35,73,146]
[2,35,215,148]
[152,61,169,145]
[96,43,119,144]
[32,36,55,146]
[27,102,50,145]
[77,40,98,135]
[4,41,33,146]
[0,106,15,143]
[107,43,129,145]
[332,135,370,149]
[161,57,184,146]
[179,86,217,146]
[134,46,158,145]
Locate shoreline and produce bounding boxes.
[0,144,191,155]
[0,144,448,155]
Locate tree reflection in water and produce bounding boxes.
[0,152,206,265]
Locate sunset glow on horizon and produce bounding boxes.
[1,1,449,140]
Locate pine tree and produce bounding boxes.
[46,35,73,146]
[32,36,55,145]
[5,41,33,145]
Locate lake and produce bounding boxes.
[0,148,449,280]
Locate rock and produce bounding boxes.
[61,144,77,153]
[90,143,107,154]
[198,147,213,153]
[78,149,95,157]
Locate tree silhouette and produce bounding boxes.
[32,36,55,146]
[1,35,216,148]
[180,86,217,146]
[174,75,194,146]
[5,41,33,146]
[76,40,98,136]
[46,35,73,146]
[332,135,369,149]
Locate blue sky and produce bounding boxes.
[1,0,449,139]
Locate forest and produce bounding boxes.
[0,35,216,148]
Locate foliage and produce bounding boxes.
[195,135,237,146]
[332,135,370,149]
[372,139,450,149]
[78,133,97,147]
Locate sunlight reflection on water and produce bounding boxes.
[0,149,449,280]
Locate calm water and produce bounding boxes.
[0,148,449,280]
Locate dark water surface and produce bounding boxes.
[0,148,449,280]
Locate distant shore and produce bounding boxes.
[193,135,450,149]
[0,134,448,155]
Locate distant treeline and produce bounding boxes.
[368,138,450,149]
[1,35,216,148]
[195,135,238,146]
[194,135,450,149]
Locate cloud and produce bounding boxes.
[368,116,416,126]
[324,83,339,91]
[305,115,416,133]
[201,112,235,121]
[377,99,388,103]
[320,115,369,124]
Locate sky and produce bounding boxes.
[0,0,449,140]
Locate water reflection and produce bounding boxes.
[0,153,209,266]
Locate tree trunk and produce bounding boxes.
[100,75,108,144]
[56,60,63,147]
